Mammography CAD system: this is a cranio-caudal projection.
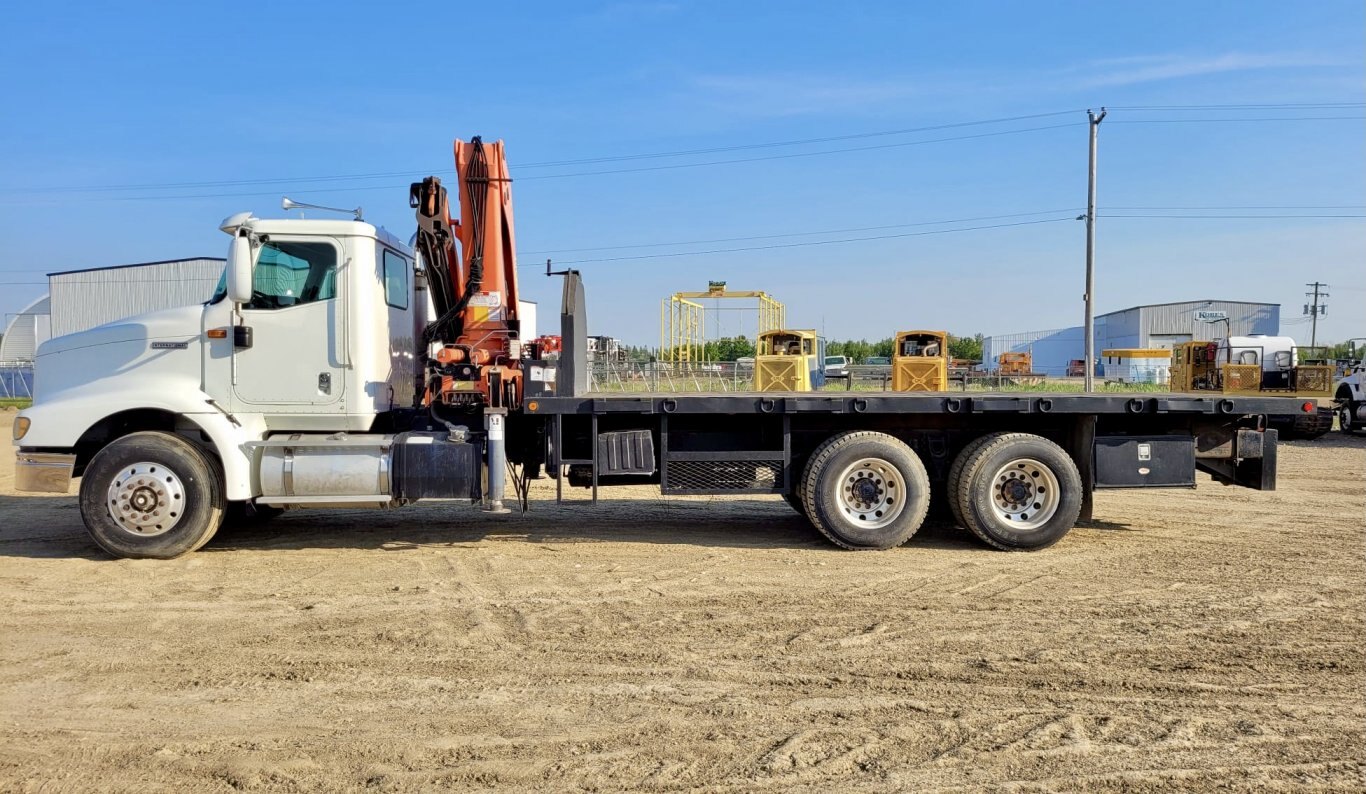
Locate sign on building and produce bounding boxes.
[1195,310,1228,322]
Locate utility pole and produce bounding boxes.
[1083,108,1106,393]
[1304,281,1329,349]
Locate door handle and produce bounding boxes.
[318,373,332,394]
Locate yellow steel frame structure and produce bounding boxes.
[660,283,786,363]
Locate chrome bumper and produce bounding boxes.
[14,451,76,493]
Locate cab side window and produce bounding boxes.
[383,249,409,310]
[248,241,337,310]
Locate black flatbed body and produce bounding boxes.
[526,390,1311,418]
[523,389,1294,505]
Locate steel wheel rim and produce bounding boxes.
[989,457,1060,531]
[836,457,906,529]
[106,462,185,537]
[1341,403,1354,432]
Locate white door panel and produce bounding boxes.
[232,237,347,409]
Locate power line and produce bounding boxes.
[0,123,1082,204]
[0,217,1077,280]
[2,113,1361,205]
[0,110,1085,196]
[1110,116,1365,124]
[1101,213,1365,218]
[536,216,1077,266]
[1,101,1361,200]
[518,110,1084,167]
[1106,204,1366,210]
[1,209,1359,276]
[518,209,1082,255]
[1108,102,1365,110]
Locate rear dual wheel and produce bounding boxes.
[800,431,931,550]
[949,433,1082,551]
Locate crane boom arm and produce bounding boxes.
[411,137,524,409]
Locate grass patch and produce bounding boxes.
[0,398,32,410]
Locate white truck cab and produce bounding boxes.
[14,213,420,554]
[1335,341,1366,435]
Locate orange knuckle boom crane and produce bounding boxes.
[410,137,524,412]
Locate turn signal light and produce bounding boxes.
[13,416,30,441]
[1302,401,1315,413]
[206,328,228,339]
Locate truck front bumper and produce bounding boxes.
[14,451,76,493]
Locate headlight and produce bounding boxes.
[13,416,31,441]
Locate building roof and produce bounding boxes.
[47,257,225,278]
[1097,299,1279,319]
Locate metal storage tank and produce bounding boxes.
[0,294,52,362]
[47,257,225,338]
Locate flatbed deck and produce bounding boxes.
[526,391,1312,417]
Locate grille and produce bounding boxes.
[755,358,801,391]
[893,359,946,391]
[664,459,781,492]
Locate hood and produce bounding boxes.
[36,304,205,358]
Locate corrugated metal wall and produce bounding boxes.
[48,258,224,338]
[982,326,1084,376]
[1137,301,1279,346]
[983,301,1280,377]
[0,295,52,361]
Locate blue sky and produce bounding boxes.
[1,1,1362,346]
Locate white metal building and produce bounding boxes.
[48,257,225,338]
[0,294,52,362]
[984,299,1281,376]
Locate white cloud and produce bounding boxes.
[1071,52,1351,88]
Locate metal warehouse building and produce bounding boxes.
[984,299,1281,376]
[0,294,52,362]
[48,257,225,338]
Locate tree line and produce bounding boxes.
[633,333,986,364]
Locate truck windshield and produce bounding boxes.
[208,267,227,304]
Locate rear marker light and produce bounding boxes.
[1302,402,1315,413]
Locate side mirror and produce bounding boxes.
[227,234,253,304]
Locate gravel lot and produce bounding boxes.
[2,410,1363,791]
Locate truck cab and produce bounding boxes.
[14,213,421,552]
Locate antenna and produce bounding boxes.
[281,197,364,221]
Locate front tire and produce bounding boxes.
[801,431,931,550]
[1338,390,1360,436]
[78,431,225,559]
[954,433,1082,551]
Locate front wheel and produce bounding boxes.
[78,431,225,559]
[1338,394,1360,436]
[953,433,1082,551]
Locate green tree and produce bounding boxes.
[948,333,984,362]
[702,335,756,361]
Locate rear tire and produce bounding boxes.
[802,431,930,550]
[954,433,1081,551]
[78,431,225,559]
[947,432,1008,530]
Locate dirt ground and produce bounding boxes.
[1,410,1362,792]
